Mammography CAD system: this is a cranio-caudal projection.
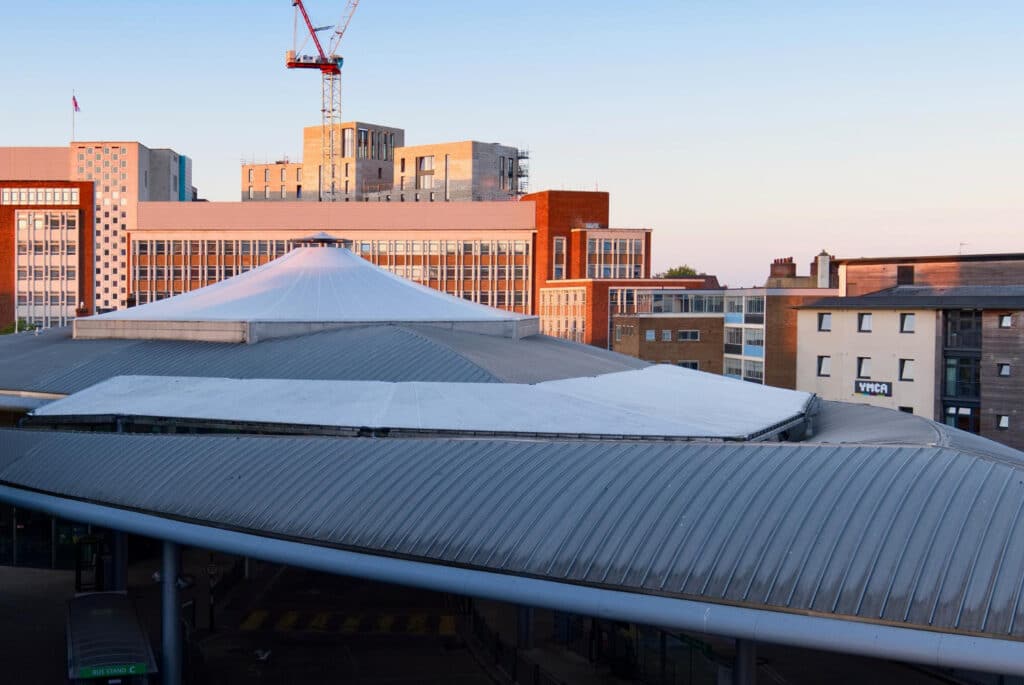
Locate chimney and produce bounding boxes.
[815,250,832,288]
[769,257,796,279]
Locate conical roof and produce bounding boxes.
[74,247,537,343]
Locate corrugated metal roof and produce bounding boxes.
[3,429,1024,640]
[0,325,646,394]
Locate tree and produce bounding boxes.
[656,264,701,278]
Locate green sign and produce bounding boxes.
[77,663,148,679]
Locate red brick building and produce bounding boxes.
[1,181,94,326]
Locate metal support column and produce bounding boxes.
[516,605,534,649]
[733,638,757,685]
[161,541,181,685]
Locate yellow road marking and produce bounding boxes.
[239,610,268,631]
[439,615,456,636]
[308,612,331,631]
[375,615,395,633]
[275,611,299,632]
[341,615,362,634]
[407,614,427,634]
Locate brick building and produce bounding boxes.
[797,253,1024,450]
[0,181,94,326]
[609,256,837,387]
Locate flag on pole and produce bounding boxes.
[72,95,80,112]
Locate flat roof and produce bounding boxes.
[837,252,1024,265]
[30,366,814,441]
[799,285,1024,310]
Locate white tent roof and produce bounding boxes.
[32,365,815,440]
[74,247,537,342]
[95,247,525,322]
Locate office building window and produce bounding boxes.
[676,330,700,341]
[999,314,1013,328]
[817,313,832,332]
[998,363,1011,377]
[997,415,1010,430]
[661,330,672,342]
[817,355,831,377]
[552,237,566,280]
[645,330,655,342]
[743,328,764,347]
[677,361,699,370]
[899,358,915,381]
[724,358,742,377]
[858,313,873,332]
[857,357,872,379]
[900,313,915,333]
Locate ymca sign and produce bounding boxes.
[854,380,892,397]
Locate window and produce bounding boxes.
[817,355,832,377]
[857,356,872,379]
[999,314,1013,328]
[858,313,873,332]
[676,330,700,342]
[945,357,980,399]
[661,330,672,342]
[644,330,656,342]
[817,313,832,332]
[263,168,269,182]
[677,361,699,370]
[724,327,743,345]
[743,328,764,347]
[896,265,915,285]
[724,358,743,377]
[899,358,915,381]
[997,415,1010,430]
[247,169,253,182]
[946,310,982,348]
[900,313,915,333]
[998,363,1011,377]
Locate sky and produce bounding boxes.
[1,0,1021,285]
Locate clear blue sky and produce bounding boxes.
[2,0,1021,285]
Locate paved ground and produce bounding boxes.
[197,565,496,684]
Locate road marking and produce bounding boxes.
[275,611,299,632]
[239,610,268,631]
[439,615,456,636]
[407,614,427,634]
[308,612,331,632]
[341,615,362,634]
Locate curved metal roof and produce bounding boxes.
[3,428,1024,642]
[0,325,647,395]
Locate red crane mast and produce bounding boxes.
[285,1,360,200]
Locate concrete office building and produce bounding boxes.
[0,143,196,315]
[128,190,712,345]
[241,123,524,203]
[797,253,1024,450]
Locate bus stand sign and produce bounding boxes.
[854,380,892,397]
[78,663,148,679]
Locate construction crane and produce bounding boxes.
[286,0,359,201]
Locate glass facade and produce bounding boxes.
[132,238,532,314]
